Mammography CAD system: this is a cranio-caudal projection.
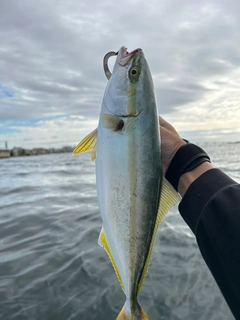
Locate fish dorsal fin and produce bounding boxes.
[137,177,180,293]
[100,114,124,131]
[98,228,125,292]
[73,128,97,161]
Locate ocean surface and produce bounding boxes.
[0,142,239,320]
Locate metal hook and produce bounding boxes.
[103,51,118,80]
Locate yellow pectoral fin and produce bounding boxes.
[73,128,97,161]
[98,228,125,292]
[137,177,180,293]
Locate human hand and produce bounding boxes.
[159,116,186,176]
[159,116,214,195]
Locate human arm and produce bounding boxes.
[159,116,240,319]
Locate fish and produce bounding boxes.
[73,46,180,320]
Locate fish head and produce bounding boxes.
[102,46,156,118]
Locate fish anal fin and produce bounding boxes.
[137,177,180,293]
[116,302,149,320]
[98,228,125,291]
[73,128,97,161]
[100,114,123,131]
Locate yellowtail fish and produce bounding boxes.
[73,47,179,320]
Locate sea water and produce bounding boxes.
[0,142,239,320]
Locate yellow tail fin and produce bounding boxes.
[116,303,149,320]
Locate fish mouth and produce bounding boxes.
[103,47,142,80]
[118,47,142,66]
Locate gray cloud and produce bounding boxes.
[0,0,240,147]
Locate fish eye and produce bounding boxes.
[131,69,137,75]
[129,67,139,78]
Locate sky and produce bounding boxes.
[0,0,240,149]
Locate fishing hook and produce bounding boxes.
[103,51,118,80]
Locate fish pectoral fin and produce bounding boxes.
[73,128,97,161]
[137,177,180,293]
[98,228,125,292]
[100,114,123,131]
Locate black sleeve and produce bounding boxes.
[178,168,240,320]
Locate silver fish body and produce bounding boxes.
[74,47,179,320]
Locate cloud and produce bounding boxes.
[0,116,98,149]
[0,0,240,148]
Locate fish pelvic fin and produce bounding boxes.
[72,128,97,161]
[116,302,149,320]
[98,228,125,291]
[137,176,180,293]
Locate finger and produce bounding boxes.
[158,116,179,135]
[159,116,173,129]
[159,123,168,138]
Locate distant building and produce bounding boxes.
[0,149,10,158]
[11,148,25,157]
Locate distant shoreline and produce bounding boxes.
[1,140,239,159]
[0,146,74,159]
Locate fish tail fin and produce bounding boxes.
[116,302,149,320]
